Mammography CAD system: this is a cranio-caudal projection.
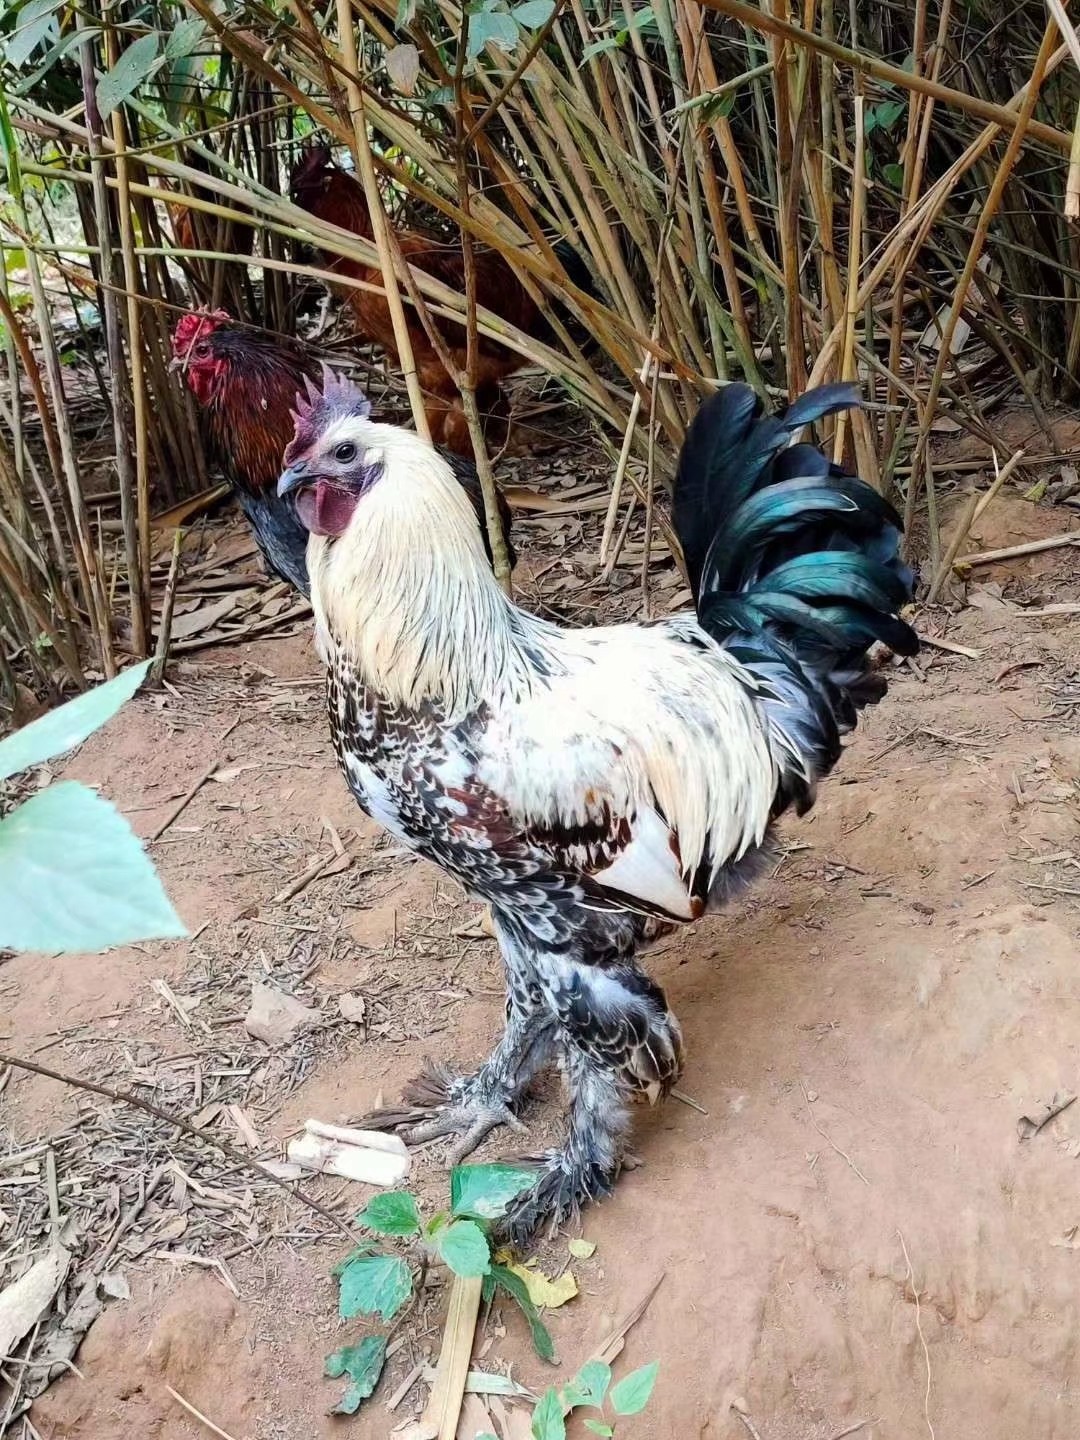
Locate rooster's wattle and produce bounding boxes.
[278,372,917,1239]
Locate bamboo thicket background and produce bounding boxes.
[1,0,1079,703]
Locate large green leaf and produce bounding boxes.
[325,1336,387,1414]
[436,1219,491,1278]
[357,1191,421,1236]
[0,660,152,782]
[338,1253,413,1323]
[96,34,163,118]
[0,782,186,953]
[467,8,521,58]
[450,1163,537,1220]
[511,0,555,25]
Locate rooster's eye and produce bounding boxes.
[194,342,210,359]
[334,442,358,463]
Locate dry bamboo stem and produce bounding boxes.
[691,0,1070,152]
[335,0,430,439]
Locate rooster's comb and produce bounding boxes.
[171,307,232,358]
[284,365,373,463]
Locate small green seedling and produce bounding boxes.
[530,1357,660,1440]
[326,1162,554,1414]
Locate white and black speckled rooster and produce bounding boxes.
[278,371,918,1241]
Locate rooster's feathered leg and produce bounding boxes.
[499,930,684,1244]
[402,937,558,1163]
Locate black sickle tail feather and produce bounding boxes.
[673,382,918,817]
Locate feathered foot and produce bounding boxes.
[361,1007,557,1162]
[400,1060,528,1164]
[495,1048,629,1247]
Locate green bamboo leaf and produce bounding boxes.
[163,17,205,61]
[6,0,64,69]
[96,33,163,118]
[489,1264,555,1363]
[0,782,186,954]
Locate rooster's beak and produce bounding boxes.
[167,356,184,374]
[277,463,309,499]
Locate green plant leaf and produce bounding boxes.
[0,659,152,782]
[609,1361,659,1416]
[436,1219,491,1278]
[0,782,186,954]
[583,1423,614,1437]
[531,1386,566,1440]
[358,1191,421,1236]
[325,1335,387,1414]
[467,8,520,57]
[882,162,905,189]
[450,1163,537,1220]
[489,1264,555,1363]
[564,1359,610,1409]
[163,17,205,61]
[338,1253,413,1322]
[97,33,163,118]
[511,0,555,25]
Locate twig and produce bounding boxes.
[731,1404,766,1440]
[800,1082,870,1185]
[926,447,1025,601]
[829,1423,873,1440]
[915,633,982,660]
[149,716,239,841]
[955,533,1080,568]
[0,1050,359,1242]
[166,1385,242,1440]
[671,1088,708,1115]
[897,1229,935,1440]
[151,529,183,685]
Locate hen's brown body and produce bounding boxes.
[290,145,573,456]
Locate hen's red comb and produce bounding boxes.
[171,307,231,358]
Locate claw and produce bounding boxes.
[404,1097,525,1162]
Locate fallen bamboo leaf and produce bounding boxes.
[0,1244,70,1358]
[568,1238,596,1259]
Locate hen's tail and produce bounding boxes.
[673,383,918,817]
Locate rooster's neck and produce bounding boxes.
[307,428,550,718]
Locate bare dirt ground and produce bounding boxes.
[3,461,1080,1440]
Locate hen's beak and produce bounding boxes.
[277,463,310,499]
[167,356,184,374]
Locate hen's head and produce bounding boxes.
[171,308,234,404]
[290,141,335,207]
[278,369,378,537]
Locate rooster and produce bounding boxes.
[170,309,512,596]
[277,372,917,1240]
[290,143,594,456]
